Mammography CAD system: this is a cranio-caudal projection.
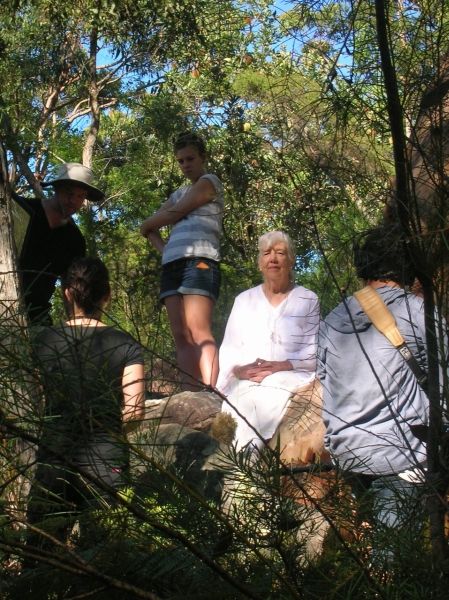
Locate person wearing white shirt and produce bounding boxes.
[217,231,320,450]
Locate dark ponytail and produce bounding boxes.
[62,257,111,317]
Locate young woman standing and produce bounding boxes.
[140,132,223,389]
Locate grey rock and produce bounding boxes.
[144,390,222,432]
[130,421,224,502]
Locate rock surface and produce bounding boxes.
[130,392,225,501]
[144,390,222,431]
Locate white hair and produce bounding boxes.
[258,231,296,264]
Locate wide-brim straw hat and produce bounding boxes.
[42,162,104,202]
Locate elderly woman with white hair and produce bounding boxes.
[217,231,320,451]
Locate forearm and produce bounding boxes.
[122,364,145,434]
[274,359,294,372]
[123,416,144,434]
[123,402,145,434]
[140,178,217,236]
[146,231,166,253]
[140,206,183,235]
[289,356,316,372]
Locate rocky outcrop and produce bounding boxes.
[144,390,222,431]
[131,383,330,506]
[130,391,225,502]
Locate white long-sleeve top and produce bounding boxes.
[217,284,320,393]
[217,284,320,449]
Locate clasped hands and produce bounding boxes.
[233,358,292,383]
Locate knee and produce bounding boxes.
[192,334,217,351]
[171,325,194,347]
[189,323,215,345]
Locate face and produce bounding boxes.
[259,242,293,280]
[175,145,206,182]
[54,184,88,218]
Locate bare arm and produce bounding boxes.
[122,363,145,434]
[140,178,216,236]
[147,231,166,254]
[141,197,170,252]
[140,196,173,238]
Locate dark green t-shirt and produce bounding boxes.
[34,324,143,455]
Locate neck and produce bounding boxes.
[190,170,206,184]
[66,314,105,326]
[263,279,293,295]
[262,280,293,306]
[42,196,69,228]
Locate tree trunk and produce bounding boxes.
[81,27,101,256]
[375,0,449,568]
[0,142,21,322]
[0,143,35,526]
[83,27,100,170]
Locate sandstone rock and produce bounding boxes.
[130,422,224,502]
[144,390,222,432]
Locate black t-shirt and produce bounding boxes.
[34,325,144,455]
[12,193,86,324]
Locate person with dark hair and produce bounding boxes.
[352,225,415,286]
[28,257,145,547]
[12,162,105,324]
[140,132,223,389]
[318,224,434,563]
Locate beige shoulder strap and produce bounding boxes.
[353,286,404,348]
[353,286,428,391]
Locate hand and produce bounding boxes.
[140,217,154,238]
[233,360,264,382]
[146,231,166,253]
[234,359,292,383]
[249,359,284,383]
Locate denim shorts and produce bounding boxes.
[160,257,221,302]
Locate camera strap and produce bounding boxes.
[354,286,427,392]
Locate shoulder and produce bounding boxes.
[100,326,137,343]
[101,327,144,358]
[199,174,223,195]
[403,290,424,309]
[291,285,319,303]
[229,286,264,313]
[66,218,84,238]
[384,288,424,314]
[393,291,426,328]
[33,323,64,340]
[320,301,349,339]
[60,218,85,250]
[234,284,262,303]
[12,192,42,214]
[32,325,67,355]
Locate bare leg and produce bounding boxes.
[164,295,201,390]
[182,295,219,387]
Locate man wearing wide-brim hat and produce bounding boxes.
[12,162,105,324]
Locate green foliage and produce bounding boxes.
[2,0,449,595]
[0,317,447,598]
